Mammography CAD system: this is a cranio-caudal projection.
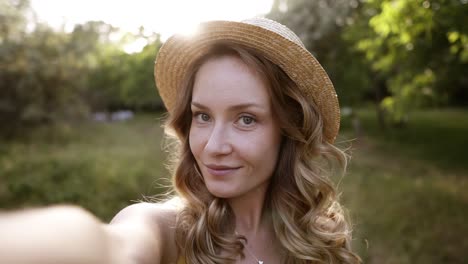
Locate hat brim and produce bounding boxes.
[154,20,340,143]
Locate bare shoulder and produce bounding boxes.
[110,198,181,225]
[106,197,183,264]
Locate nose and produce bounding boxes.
[204,123,233,156]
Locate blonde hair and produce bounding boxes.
[164,41,361,263]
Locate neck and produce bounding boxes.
[228,181,271,235]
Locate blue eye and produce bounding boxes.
[238,115,256,127]
[241,116,254,125]
[201,113,210,122]
[193,112,211,123]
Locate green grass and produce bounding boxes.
[339,138,467,263]
[0,114,171,221]
[1,109,467,263]
[338,108,468,263]
[346,108,468,172]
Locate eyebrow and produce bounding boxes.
[191,101,267,112]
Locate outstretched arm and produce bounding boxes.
[0,205,174,264]
[0,202,175,264]
[0,205,118,264]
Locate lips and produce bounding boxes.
[204,164,241,177]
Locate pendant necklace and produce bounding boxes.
[244,243,264,264]
[235,231,264,264]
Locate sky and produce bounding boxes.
[30,0,274,52]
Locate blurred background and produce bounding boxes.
[1,0,467,263]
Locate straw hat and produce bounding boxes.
[154,17,340,143]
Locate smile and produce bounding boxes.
[204,164,241,177]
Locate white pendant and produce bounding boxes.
[258,261,263,264]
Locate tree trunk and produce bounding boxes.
[374,77,388,130]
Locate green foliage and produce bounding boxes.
[447,30,468,61]
[121,44,163,108]
[0,0,163,138]
[268,0,371,106]
[0,0,29,41]
[345,0,468,123]
[87,41,163,111]
[269,0,467,127]
[0,22,90,137]
[381,69,436,122]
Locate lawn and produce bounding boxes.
[339,108,468,263]
[0,109,467,263]
[0,114,171,221]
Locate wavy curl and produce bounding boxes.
[163,41,361,263]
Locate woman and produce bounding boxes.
[0,18,360,263]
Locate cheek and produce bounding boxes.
[189,127,204,158]
[237,129,281,166]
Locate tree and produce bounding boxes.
[0,2,128,137]
[85,33,163,111]
[269,0,468,127]
[0,0,95,137]
[0,0,29,42]
[345,0,468,124]
[268,0,371,107]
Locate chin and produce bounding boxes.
[207,188,237,199]
[205,182,240,199]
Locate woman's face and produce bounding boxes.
[189,55,282,199]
